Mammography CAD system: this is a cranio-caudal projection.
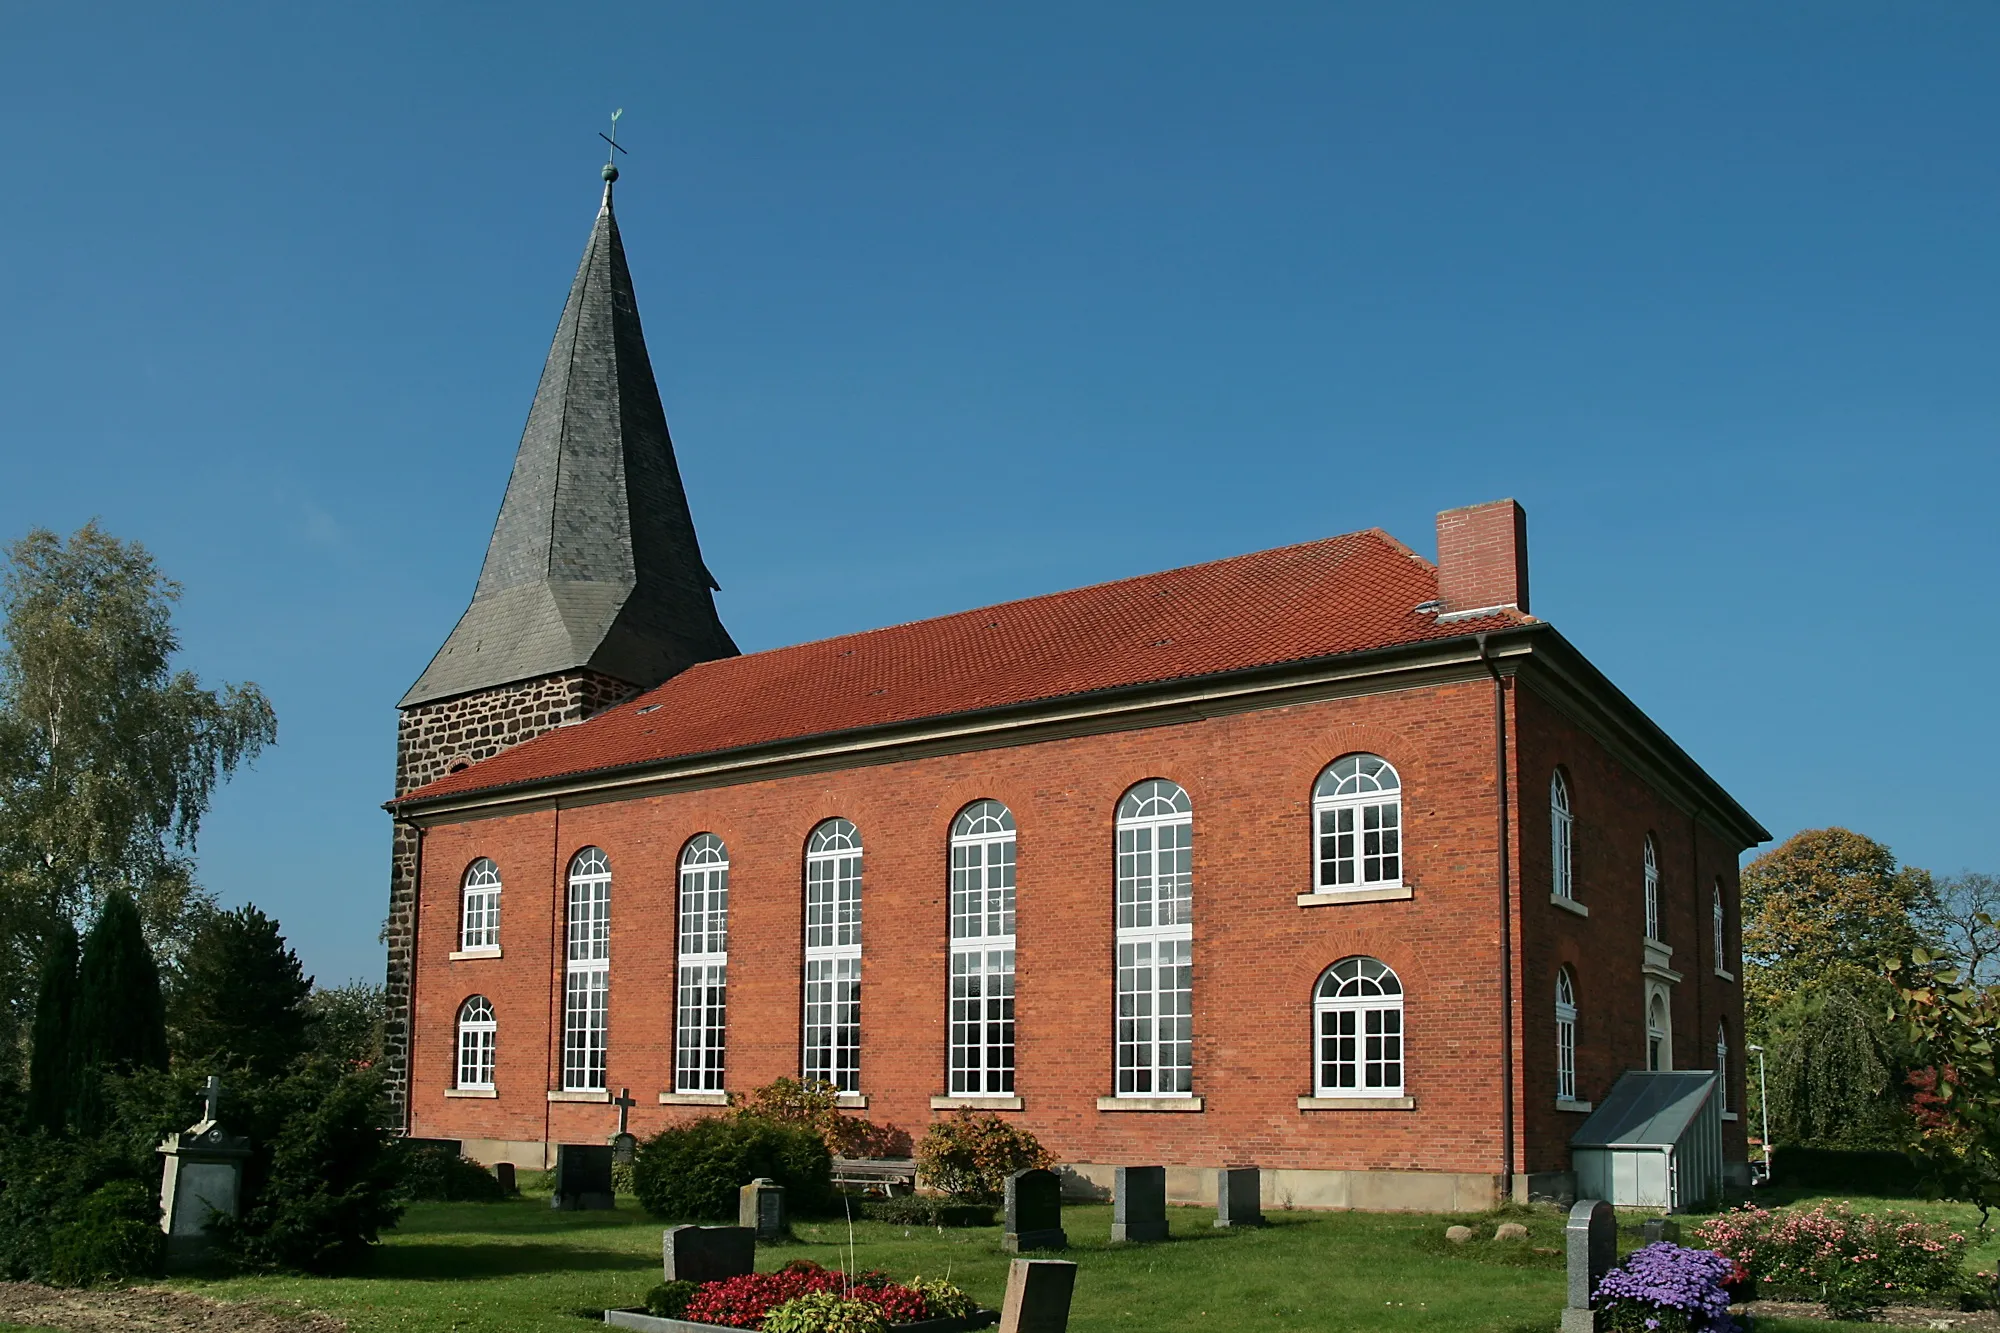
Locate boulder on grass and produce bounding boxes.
[1445,1225,1474,1244]
[1494,1222,1529,1241]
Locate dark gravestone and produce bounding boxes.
[1561,1198,1617,1333]
[738,1177,787,1240]
[1004,1168,1067,1252]
[609,1132,638,1169]
[551,1143,615,1211]
[1111,1165,1167,1243]
[663,1224,756,1283]
[494,1162,517,1194]
[1214,1166,1264,1228]
[999,1257,1078,1333]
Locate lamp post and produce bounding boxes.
[1746,1044,1770,1184]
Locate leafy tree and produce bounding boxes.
[71,890,168,1133]
[24,918,78,1131]
[0,522,276,1063]
[1764,974,1910,1150]
[305,981,387,1069]
[1925,872,2000,987]
[1742,828,1939,1024]
[168,904,312,1077]
[1885,950,2000,1227]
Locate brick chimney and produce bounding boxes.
[1436,499,1530,615]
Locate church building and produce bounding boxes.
[384,165,1765,1210]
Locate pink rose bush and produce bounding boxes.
[1694,1202,1969,1317]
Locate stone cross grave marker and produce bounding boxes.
[1561,1198,1617,1333]
[551,1143,615,1211]
[1214,1166,1264,1228]
[1111,1165,1167,1243]
[157,1074,252,1264]
[1004,1168,1067,1252]
[663,1224,756,1283]
[999,1257,1077,1333]
[609,1087,640,1167]
[739,1177,787,1240]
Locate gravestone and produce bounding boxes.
[739,1177,787,1240]
[494,1162,517,1194]
[156,1076,252,1263]
[609,1087,639,1169]
[1214,1166,1264,1228]
[1642,1217,1681,1246]
[999,1257,1077,1333]
[551,1143,615,1211]
[609,1132,638,1169]
[663,1224,756,1283]
[1004,1168,1067,1252]
[1110,1165,1166,1243]
[1561,1198,1617,1333]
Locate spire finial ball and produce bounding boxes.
[602,163,619,183]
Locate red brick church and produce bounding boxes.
[384,165,1764,1210]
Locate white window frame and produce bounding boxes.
[1114,780,1193,1098]
[803,819,863,1093]
[1551,772,1574,900]
[1713,881,1726,970]
[562,847,610,1092]
[1716,1021,1730,1113]
[948,801,1016,1097]
[677,834,730,1094]
[1647,992,1671,1072]
[457,994,496,1090]
[1643,836,1661,942]
[460,858,501,951]
[1555,969,1577,1103]
[1312,754,1402,894]
[1314,957,1404,1096]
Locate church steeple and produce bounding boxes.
[402,168,738,707]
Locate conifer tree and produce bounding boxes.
[23,918,79,1132]
[169,904,313,1077]
[71,889,168,1132]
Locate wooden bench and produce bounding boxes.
[832,1156,919,1197]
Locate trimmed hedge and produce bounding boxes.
[1768,1147,1920,1196]
[397,1145,506,1202]
[633,1115,833,1221]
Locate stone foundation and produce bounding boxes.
[1060,1163,1502,1213]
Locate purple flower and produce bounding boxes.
[1594,1243,1740,1333]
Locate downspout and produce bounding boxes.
[1477,633,1515,1203]
[545,802,562,1166]
[405,819,425,1136]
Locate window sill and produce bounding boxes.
[448,947,502,961]
[1714,968,1735,983]
[659,1091,729,1106]
[445,1087,497,1099]
[1556,1098,1594,1114]
[1721,1111,1739,1122]
[548,1089,610,1103]
[1550,895,1589,917]
[1297,885,1413,907]
[930,1095,1023,1111]
[1298,1095,1414,1111]
[835,1092,869,1109]
[1096,1096,1203,1112]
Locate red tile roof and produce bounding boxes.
[396,528,1529,805]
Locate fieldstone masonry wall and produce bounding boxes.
[384,668,637,1127]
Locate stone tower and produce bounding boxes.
[383,165,737,1125]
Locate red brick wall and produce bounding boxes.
[408,672,1748,1179]
[1437,500,1530,614]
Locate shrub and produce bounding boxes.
[854,1194,995,1227]
[396,1145,505,1202]
[908,1277,978,1318]
[915,1111,1053,1205]
[1695,1201,1970,1317]
[0,1129,156,1284]
[736,1079,912,1159]
[1593,1243,1739,1332]
[645,1280,698,1317]
[46,1179,163,1287]
[633,1114,833,1221]
[1766,1146,1921,1196]
[763,1292,889,1333]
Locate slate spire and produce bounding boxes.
[403,167,738,706]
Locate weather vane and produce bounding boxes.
[599,108,627,181]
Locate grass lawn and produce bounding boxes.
[152,1187,2000,1333]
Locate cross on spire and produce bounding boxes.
[599,108,627,184]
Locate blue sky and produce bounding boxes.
[3,4,1994,987]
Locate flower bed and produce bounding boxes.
[606,1262,994,1333]
[1593,1242,1740,1333]
[1693,1202,1971,1317]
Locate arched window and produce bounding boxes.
[948,800,1016,1096]
[677,835,730,1094]
[803,819,863,1092]
[457,995,496,1090]
[1314,958,1404,1096]
[460,858,501,951]
[1716,1021,1730,1113]
[1312,754,1402,893]
[1114,780,1193,1097]
[1647,993,1671,1072]
[563,847,610,1091]
[1643,836,1661,942]
[1555,968,1578,1103]
[1713,880,1726,972]
[1551,772,1574,900]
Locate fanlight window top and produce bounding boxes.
[1119,779,1191,821]
[809,818,862,854]
[952,800,1015,838]
[1644,837,1658,870]
[682,833,729,867]
[464,858,501,888]
[1552,770,1572,812]
[1315,754,1400,799]
[1317,956,1402,999]
[1556,968,1575,1008]
[570,846,609,878]
[459,995,494,1024]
